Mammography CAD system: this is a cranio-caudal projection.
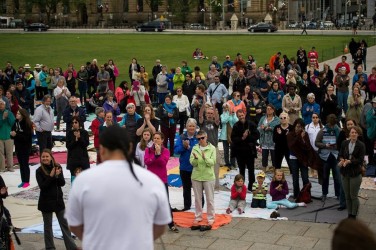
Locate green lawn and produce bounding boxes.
[0,33,373,84]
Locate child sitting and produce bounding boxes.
[267,169,306,209]
[251,171,268,208]
[226,174,247,214]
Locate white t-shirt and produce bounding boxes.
[65,160,171,250]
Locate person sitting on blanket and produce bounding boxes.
[226,174,247,214]
[267,169,306,210]
[251,171,268,208]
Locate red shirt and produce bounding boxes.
[230,184,247,200]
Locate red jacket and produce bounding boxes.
[91,118,103,148]
[335,62,350,74]
[230,184,247,200]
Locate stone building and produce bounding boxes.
[0,0,373,28]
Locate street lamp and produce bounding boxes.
[201,8,206,27]
[345,0,351,27]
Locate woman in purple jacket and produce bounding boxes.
[144,132,179,233]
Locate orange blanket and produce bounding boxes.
[173,212,231,230]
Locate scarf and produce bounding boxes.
[232,99,241,106]
[163,102,177,125]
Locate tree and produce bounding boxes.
[32,0,85,24]
[168,0,197,24]
[144,0,164,19]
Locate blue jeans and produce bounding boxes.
[337,91,349,113]
[222,140,235,167]
[289,159,309,198]
[322,154,340,197]
[158,92,168,105]
[267,199,298,209]
[78,81,87,105]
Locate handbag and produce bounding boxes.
[296,182,312,203]
[226,122,232,144]
[136,91,146,108]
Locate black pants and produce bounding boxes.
[236,156,255,189]
[30,97,35,115]
[362,127,375,165]
[36,131,53,154]
[164,183,174,228]
[180,170,205,210]
[251,199,266,208]
[16,150,30,183]
[178,111,188,134]
[42,210,77,250]
[274,147,291,170]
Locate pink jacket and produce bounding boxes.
[144,145,170,184]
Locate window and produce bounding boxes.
[137,0,143,12]
[123,0,129,12]
[228,0,234,12]
[0,0,6,14]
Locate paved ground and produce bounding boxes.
[13,45,376,249]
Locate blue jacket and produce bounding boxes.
[268,90,284,110]
[174,132,198,172]
[302,102,320,125]
[118,112,142,127]
[366,108,376,140]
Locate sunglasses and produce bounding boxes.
[197,136,206,140]
[236,95,240,97]
[73,121,79,124]
[280,117,287,119]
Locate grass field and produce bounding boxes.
[0,33,373,83]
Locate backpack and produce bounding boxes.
[296,182,312,203]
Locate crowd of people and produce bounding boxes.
[0,39,376,248]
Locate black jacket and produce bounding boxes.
[66,128,90,171]
[231,120,259,158]
[36,164,66,213]
[157,104,179,128]
[14,88,32,110]
[339,140,366,177]
[11,119,32,152]
[182,81,197,103]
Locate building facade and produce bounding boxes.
[0,0,374,27]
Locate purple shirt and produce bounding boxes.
[269,181,289,201]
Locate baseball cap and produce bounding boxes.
[371,97,376,103]
[256,171,266,178]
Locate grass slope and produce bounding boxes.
[0,33,371,84]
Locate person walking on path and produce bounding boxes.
[301,23,308,35]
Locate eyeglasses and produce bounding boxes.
[197,136,206,140]
[236,95,240,97]
[186,75,191,78]
[73,121,79,124]
[280,117,287,119]
[177,90,182,92]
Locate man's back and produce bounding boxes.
[66,160,171,250]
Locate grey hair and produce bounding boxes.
[0,99,5,105]
[95,107,105,116]
[42,94,52,102]
[288,69,295,75]
[186,118,197,127]
[307,93,315,99]
[126,103,135,109]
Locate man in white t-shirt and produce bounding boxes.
[65,126,171,250]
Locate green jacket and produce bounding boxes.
[0,109,15,140]
[189,143,216,181]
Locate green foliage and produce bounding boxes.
[169,0,197,24]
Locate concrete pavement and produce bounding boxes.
[13,46,376,250]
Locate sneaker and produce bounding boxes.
[226,208,231,214]
[22,183,30,188]
[18,182,24,188]
[321,195,327,202]
[169,225,179,233]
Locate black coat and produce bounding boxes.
[36,164,66,213]
[157,104,179,128]
[231,120,259,158]
[11,119,32,153]
[66,128,90,171]
[339,140,366,177]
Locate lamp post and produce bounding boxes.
[240,0,243,28]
